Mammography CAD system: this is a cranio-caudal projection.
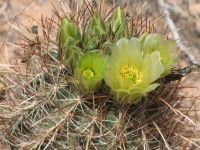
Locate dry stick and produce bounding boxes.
[158,0,198,65]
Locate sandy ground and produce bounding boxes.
[0,0,61,68]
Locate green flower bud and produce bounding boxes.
[87,13,107,36]
[113,28,130,42]
[139,33,178,77]
[74,53,109,92]
[62,46,82,70]
[99,41,114,54]
[56,17,81,48]
[110,6,128,34]
[104,38,164,103]
[82,32,99,51]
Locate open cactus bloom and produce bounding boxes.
[74,52,109,92]
[104,38,164,103]
[139,33,178,77]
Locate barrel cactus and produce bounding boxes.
[0,0,199,149]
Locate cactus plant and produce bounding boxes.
[0,0,199,149]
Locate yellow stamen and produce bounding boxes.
[120,65,142,84]
[83,69,94,78]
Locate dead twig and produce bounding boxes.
[158,0,198,65]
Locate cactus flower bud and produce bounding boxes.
[104,38,164,103]
[110,6,128,34]
[87,13,107,36]
[139,33,178,77]
[62,46,82,70]
[56,17,81,48]
[113,27,130,42]
[82,32,99,51]
[74,53,109,92]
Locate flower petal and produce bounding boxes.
[149,51,164,82]
[75,52,109,92]
[104,38,164,103]
[139,33,178,77]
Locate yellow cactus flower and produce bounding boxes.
[104,38,164,103]
[74,52,109,92]
[139,33,178,77]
